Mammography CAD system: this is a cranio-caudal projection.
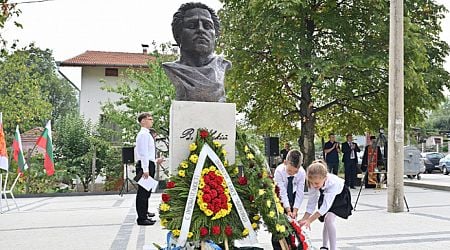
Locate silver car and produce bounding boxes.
[439,154,450,175]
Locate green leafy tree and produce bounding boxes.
[219,0,450,165]
[54,113,113,192]
[0,45,78,136]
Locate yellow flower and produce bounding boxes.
[262,170,268,178]
[266,200,272,208]
[188,232,193,238]
[209,165,217,171]
[244,145,250,153]
[199,181,205,189]
[269,211,275,218]
[252,223,258,229]
[247,153,255,160]
[189,154,199,163]
[242,228,249,236]
[202,168,209,175]
[277,203,284,213]
[258,189,266,196]
[180,161,189,169]
[205,209,213,216]
[178,170,186,177]
[233,167,239,175]
[172,229,181,237]
[200,202,208,211]
[221,149,227,156]
[224,160,228,167]
[276,224,286,233]
[213,141,221,148]
[197,190,204,197]
[160,203,171,212]
[215,170,221,176]
[160,219,168,227]
[189,143,197,151]
[253,215,260,221]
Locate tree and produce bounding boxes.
[54,113,113,192]
[0,45,78,136]
[219,0,450,165]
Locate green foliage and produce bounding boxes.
[423,97,450,133]
[0,44,78,138]
[54,113,113,191]
[219,0,450,164]
[102,56,175,143]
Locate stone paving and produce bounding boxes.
[0,175,450,250]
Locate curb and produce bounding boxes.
[404,181,450,192]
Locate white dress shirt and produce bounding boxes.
[135,127,156,172]
[306,173,344,215]
[274,163,306,210]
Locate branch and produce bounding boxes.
[314,88,383,113]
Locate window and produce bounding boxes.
[105,68,119,77]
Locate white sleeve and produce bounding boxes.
[274,167,290,209]
[293,170,306,209]
[306,188,319,214]
[317,177,344,215]
[136,132,150,172]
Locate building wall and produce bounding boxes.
[79,67,125,124]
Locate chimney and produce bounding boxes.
[142,44,149,54]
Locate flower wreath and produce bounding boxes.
[159,129,292,245]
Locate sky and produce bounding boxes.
[3,0,450,89]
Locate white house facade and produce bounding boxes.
[60,50,154,124]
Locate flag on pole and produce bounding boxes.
[12,125,28,173]
[0,112,9,171]
[36,120,54,176]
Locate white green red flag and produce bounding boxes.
[12,125,28,173]
[36,120,54,176]
[0,112,9,171]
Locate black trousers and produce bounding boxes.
[327,161,339,175]
[344,160,357,187]
[135,161,155,222]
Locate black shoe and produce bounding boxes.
[137,219,155,226]
[350,186,356,189]
[147,212,155,218]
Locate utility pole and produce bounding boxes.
[388,0,405,212]
[90,145,96,192]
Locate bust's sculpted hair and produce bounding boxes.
[171,2,220,45]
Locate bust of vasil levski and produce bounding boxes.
[163,2,231,103]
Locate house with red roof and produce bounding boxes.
[59,48,155,124]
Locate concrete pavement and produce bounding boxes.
[0,175,449,250]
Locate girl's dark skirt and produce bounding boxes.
[318,185,353,222]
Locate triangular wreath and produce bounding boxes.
[159,129,292,248]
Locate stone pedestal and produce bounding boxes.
[169,101,236,174]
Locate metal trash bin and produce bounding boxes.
[404,145,424,180]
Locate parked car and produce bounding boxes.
[439,154,450,175]
[420,152,445,173]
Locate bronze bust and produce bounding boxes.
[163,2,231,102]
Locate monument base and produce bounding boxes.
[169,101,236,174]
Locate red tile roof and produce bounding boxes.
[60,50,155,67]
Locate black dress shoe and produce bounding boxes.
[147,212,156,217]
[137,219,155,226]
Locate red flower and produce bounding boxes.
[202,194,212,203]
[200,227,209,237]
[200,130,209,138]
[225,225,233,236]
[238,176,248,185]
[212,225,221,235]
[249,195,254,202]
[166,181,175,189]
[162,193,170,202]
[210,189,218,198]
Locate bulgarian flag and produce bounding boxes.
[0,112,9,171]
[12,125,28,173]
[36,120,54,176]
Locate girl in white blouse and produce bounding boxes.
[299,160,353,250]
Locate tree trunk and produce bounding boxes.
[299,81,316,167]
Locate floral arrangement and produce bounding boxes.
[159,129,292,246]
